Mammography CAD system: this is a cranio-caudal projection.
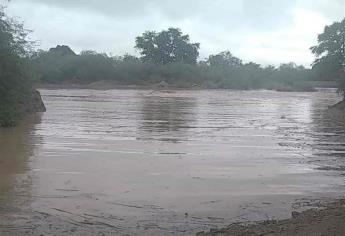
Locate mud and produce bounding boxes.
[1,89,345,235]
[197,200,345,236]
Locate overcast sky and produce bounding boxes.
[2,0,345,66]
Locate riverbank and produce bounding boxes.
[36,81,171,90]
[197,199,345,236]
[2,195,345,236]
[0,89,46,127]
[35,80,323,92]
[327,100,345,121]
[330,100,345,110]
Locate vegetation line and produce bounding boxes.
[0,3,344,127]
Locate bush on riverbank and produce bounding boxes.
[0,8,44,127]
[30,25,331,92]
[32,47,316,91]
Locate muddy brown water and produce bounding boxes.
[1,89,345,235]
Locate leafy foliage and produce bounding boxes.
[135,28,200,65]
[32,46,314,91]
[28,27,316,92]
[207,51,242,67]
[0,7,33,127]
[311,18,345,97]
[32,47,119,83]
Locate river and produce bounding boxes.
[0,89,345,235]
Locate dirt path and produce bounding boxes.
[197,200,345,236]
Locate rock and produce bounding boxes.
[329,100,345,110]
[19,90,46,115]
[326,100,345,121]
[156,81,170,88]
[24,90,46,114]
[33,90,46,112]
[292,211,301,218]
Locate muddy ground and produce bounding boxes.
[1,198,345,236]
[197,200,345,236]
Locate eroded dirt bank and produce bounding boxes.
[197,200,345,236]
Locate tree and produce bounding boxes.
[0,6,34,126]
[135,28,200,65]
[31,46,78,83]
[32,48,118,83]
[122,53,140,63]
[49,45,76,56]
[311,18,345,98]
[207,51,242,67]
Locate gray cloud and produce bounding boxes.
[11,0,295,30]
[2,0,344,66]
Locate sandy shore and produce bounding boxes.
[1,198,345,236]
[197,200,345,236]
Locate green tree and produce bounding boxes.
[311,18,345,97]
[122,53,140,63]
[48,45,76,56]
[135,28,200,65]
[0,7,34,126]
[207,51,242,67]
[31,46,78,83]
[32,48,118,83]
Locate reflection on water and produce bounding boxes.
[309,99,345,169]
[267,93,345,170]
[0,114,42,202]
[1,89,345,235]
[139,93,197,142]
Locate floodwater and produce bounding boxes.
[1,89,345,235]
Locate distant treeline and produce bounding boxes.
[1,3,344,127]
[30,25,344,92]
[32,45,316,91]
